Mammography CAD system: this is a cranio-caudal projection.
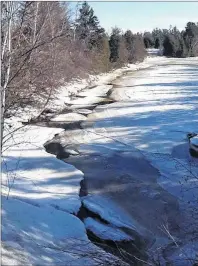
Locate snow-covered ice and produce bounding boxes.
[2,56,198,265]
[50,112,87,122]
[191,137,198,146]
[54,56,198,264]
[84,217,134,241]
[1,123,121,265]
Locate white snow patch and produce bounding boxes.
[1,122,111,265]
[51,112,87,122]
[78,85,113,97]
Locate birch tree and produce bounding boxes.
[1,1,71,149]
[1,1,18,148]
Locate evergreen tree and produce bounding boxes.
[152,28,164,48]
[76,1,104,50]
[163,34,178,57]
[161,23,198,58]
[109,27,122,63]
[143,32,154,48]
[154,38,160,48]
[163,27,184,57]
[183,22,198,56]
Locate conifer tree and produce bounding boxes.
[109,27,122,63]
[76,1,104,50]
[183,22,198,56]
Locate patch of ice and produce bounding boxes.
[84,218,133,241]
[82,195,149,240]
[76,109,93,115]
[191,136,198,146]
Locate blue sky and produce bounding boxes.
[70,1,198,33]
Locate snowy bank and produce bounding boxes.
[3,56,197,265]
[3,57,158,265]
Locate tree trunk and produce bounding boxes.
[1,2,13,150]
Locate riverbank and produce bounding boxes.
[2,57,161,265]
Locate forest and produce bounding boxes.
[144,22,198,57]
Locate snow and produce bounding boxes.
[191,135,198,146]
[146,48,163,56]
[2,195,87,248]
[84,57,198,262]
[2,56,198,265]
[78,85,113,97]
[50,112,87,122]
[91,58,198,154]
[85,57,198,216]
[2,124,90,264]
[46,56,169,114]
[3,58,153,265]
[76,108,93,115]
[2,196,114,265]
[50,56,198,263]
[2,123,128,265]
[2,123,123,265]
[84,217,134,241]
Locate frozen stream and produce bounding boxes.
[45,57,198,265]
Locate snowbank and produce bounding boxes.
[2,121,129,265]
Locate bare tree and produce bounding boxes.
[1,1,18,148]
[1,1,72,148]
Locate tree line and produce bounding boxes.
[143,22,198,57]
